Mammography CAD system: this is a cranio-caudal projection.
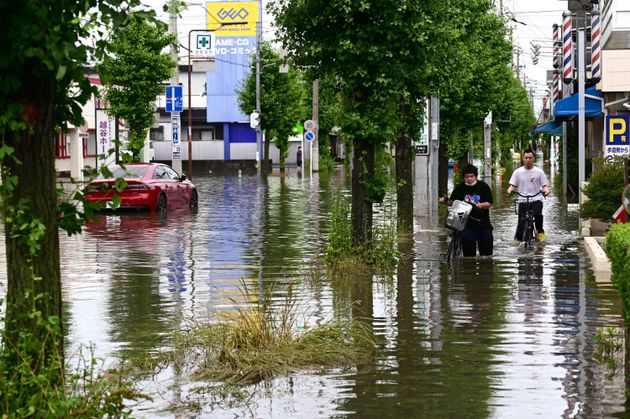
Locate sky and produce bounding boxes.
[505,0,569,116]
[142,0,568,116]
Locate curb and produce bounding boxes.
[583,236,612,283]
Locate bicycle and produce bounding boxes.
[445,229,462,261]
[443,199,473,261]
[513,190,543,248]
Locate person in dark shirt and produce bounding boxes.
[439,164,494,257]
[296,146,303,169]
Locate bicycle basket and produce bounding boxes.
[445,200,473,231]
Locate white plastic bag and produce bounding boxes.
[445,200,473,231]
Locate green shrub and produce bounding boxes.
[605,223,630,321]
[0,303,146,417]
[325,189,398,269]
[580,157,625,222]
[326,190,353,261]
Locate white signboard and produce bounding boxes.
[171,114,181,157]
[193,33,216,58]
[96,109,115,166]
[484,111,492,127]
[416,99,429,155]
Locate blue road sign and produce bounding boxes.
[304,131,315,142]
[166,86,183,113]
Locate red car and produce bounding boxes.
[85,163,198,211]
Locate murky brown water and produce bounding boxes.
[0,163,627,417]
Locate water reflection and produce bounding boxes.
[0,166,626,417]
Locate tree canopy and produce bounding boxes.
[0,1,159,412]
[269,0,528,243]
[238,41,307,170]
[99,18,176,162]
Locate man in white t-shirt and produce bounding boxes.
[507,149,550,241]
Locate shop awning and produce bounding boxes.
[531,120,562,135]
[549,124,564,136]
[554,86,604,118]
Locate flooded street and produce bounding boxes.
[1,164,626,417]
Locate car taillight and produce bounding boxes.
[126,184,150,190]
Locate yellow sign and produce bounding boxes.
[606,116,629,145]
[206,1,259,37]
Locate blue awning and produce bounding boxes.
[549,124,563,136]
[532,120,562,134]
[554,86,604,118]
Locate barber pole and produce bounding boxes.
[591,10,601,82]
[553,24,561,69]
[562,11,573,84]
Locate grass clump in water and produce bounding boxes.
[594,326,624,374]
[165,283,375,387]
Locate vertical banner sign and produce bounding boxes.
[605,116,630,161]
[172,113,181,157]
[562,11,573,85]
[590,10,601,82]
[96,109,115,166]
[205,1,260,123]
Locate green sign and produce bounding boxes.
[293,123,304,134]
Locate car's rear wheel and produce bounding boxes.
[189,190,198,208]
[157,193,167,212]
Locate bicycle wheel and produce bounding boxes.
[446,235,455,261]
[446,232,461,261]
[522,216,534,248]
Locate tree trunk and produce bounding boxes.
[3,90,64,380]
[395,107,413,233]
[279,143,287,173]
[351,137,374,245]
[263,128,271,173]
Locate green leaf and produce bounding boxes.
[56,65,67,80]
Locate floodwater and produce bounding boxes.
[1,161,628,418]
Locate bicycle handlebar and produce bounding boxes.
[513,190,544,199]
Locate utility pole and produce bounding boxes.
[169,0,182,173]
[312,79,319,172]
[415,98,439,223]
[578,28,586,205]
[483,111,492,181]
[414,99,429,219]
[255,38,262,169]
[429,97,440,226]
[562,10,573,201]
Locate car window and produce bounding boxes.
[99,165,148,179]
[153,166,166,179]
[164,166,180,180]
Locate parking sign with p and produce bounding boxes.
[605,115,630,160]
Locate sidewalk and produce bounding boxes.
[581,219,612,283]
